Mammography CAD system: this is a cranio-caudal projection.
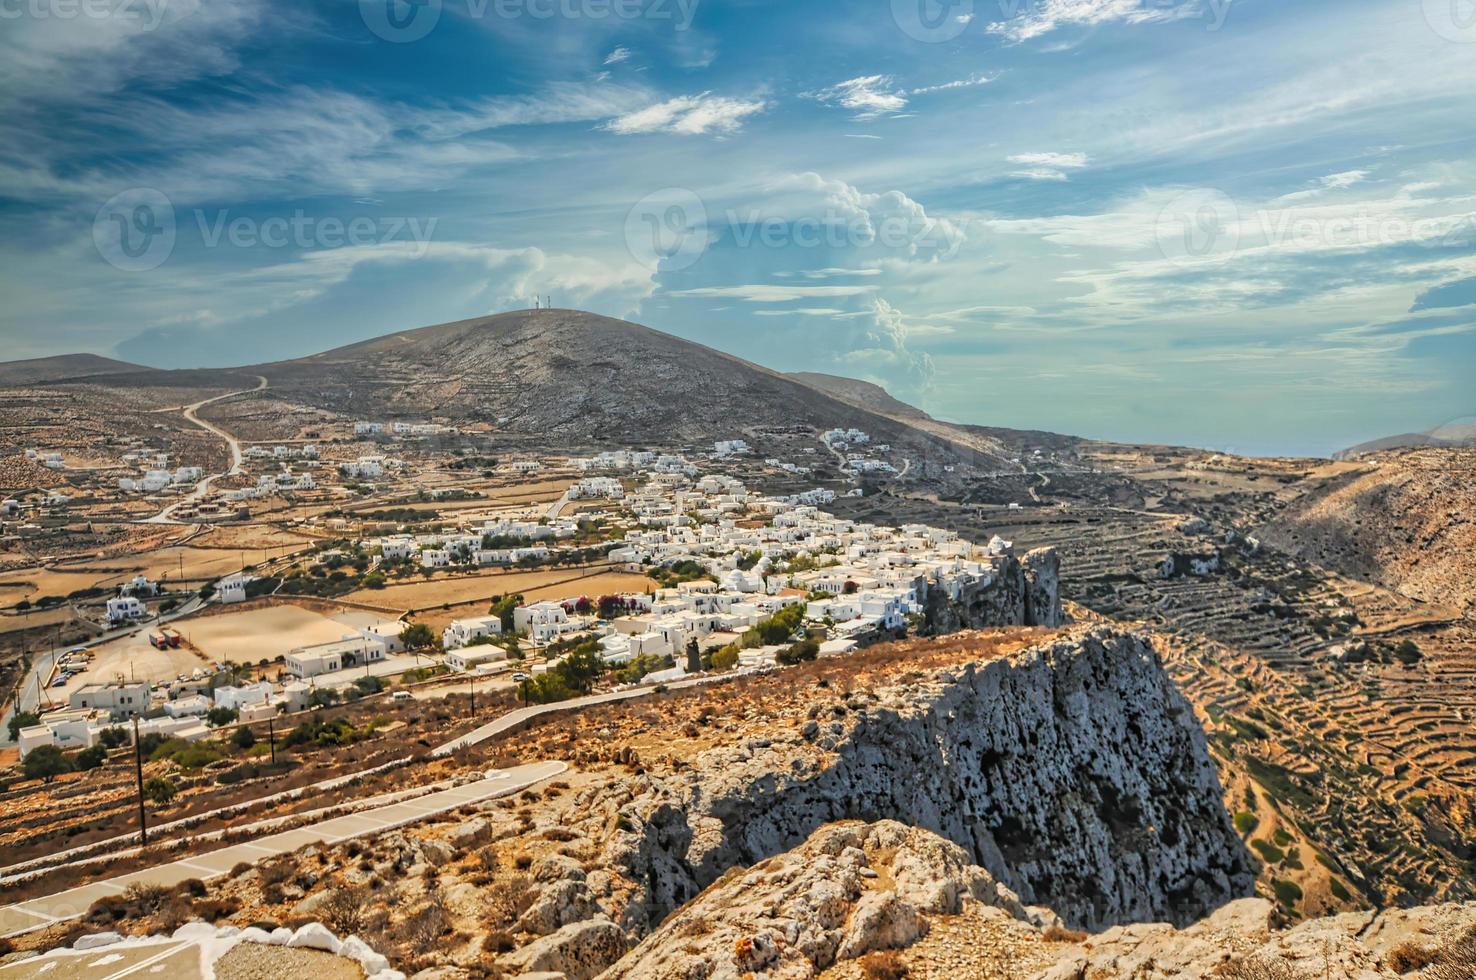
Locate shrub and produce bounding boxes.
[75,744,108,771]
[482,930,516,953]
[1232,811,1259,835]
[1387,941,1440,973]
[23,744,72,783]
[486,875,535,926]
[859,950,908,980]
[142,776,177,805]
[1213,955,1300,979]
[1271,878,1303,908]
[1042,925,1088,943]
[321,884,370,935]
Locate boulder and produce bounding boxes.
[286,922,342,954]
[834,891,927,959]
[498,919,627,980]
[73,932,122,950]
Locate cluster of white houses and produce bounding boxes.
[429,466,1027,679]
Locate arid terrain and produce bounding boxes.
[0,312,1471,978]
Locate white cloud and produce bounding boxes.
[1008,151,1089,181]
[604,93,769,135]
[671,284,877,302]
[808,76,908,120]
[909,73,997,95]
[989,0,1200,43]
[1321,170,1370,189]
[603,46,633,65]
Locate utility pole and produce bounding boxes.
[133,717,147,846]
[268,719,276,766]
[468,672,475,717]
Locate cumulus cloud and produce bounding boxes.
[834,297,936,398]
[604,93,769,135]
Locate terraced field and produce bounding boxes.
[838,445,1476,916]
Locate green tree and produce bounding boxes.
[75,744,108,770]
[142,776,177,805]
[232,725,257,750]
[7,711,39,741]
[98,726,129,749]
[488,594,524,632]
[399,622,436,650]
[206,706,239,728]
[22,744,72,783]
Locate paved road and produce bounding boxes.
[434,673,722,756]
[0,761,565,939]
[0,937,207,979]
[145,377,267,525]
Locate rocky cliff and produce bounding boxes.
[920,546,1063,633]
[602,820,1476,980]
[585,626,1250,937]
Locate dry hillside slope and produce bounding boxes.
[1258,448,1476,614]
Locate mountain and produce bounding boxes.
[1335,417,1476,458]
[0,353,142,387]
[245,309,1008,465]
[786,371,932,421]
[1258,448,1476,614]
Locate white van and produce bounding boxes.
[390,690,413,702]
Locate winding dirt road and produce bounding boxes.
[144,376,267,524]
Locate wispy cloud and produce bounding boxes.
[909,73,997,95]
[808,75,908,120]
[671,284,878,302]
[1008,151,1090,181]
[604,93,769,135]
[603,46,632,65]
[989,0,1201,43]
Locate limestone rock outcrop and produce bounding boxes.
[920,546,1063,633]
[602,820,1023,979]
[588,626,1251,934]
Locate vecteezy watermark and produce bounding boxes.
[1153,188,1241,267]
[193,210,437,254]
[93,190,438,271]
[0,0,169,29]
[93,188,176,272]
[624,188,709,272]
[361,0,699,43]
[891,0,1233,43]
[1422,0,1476,42]
[623,188,966,272]
[890,0,974,42]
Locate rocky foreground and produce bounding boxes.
[6,625,1472,979]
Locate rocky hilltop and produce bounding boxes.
[1258,448,1476,614]
[238,310,1002,464]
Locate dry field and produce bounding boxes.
[179,603,400,664]
[345,565,650,612]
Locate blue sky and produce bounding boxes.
[1,0,1474,455]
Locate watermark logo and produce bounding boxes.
[1154,188,1240,266]
[93,188,176,272]
[359,0,441,42]
[891,0,974,42]
[1422,0,1476,42]
[625,188,709,272]
[0,0,171,30]
[361,0,698,42]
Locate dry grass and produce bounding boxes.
[859,950,909,980]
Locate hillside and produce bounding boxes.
[1336,418,1476,458]
[0,353,141,387]
[243,309,1003,464]
[1257,448,1476,614]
